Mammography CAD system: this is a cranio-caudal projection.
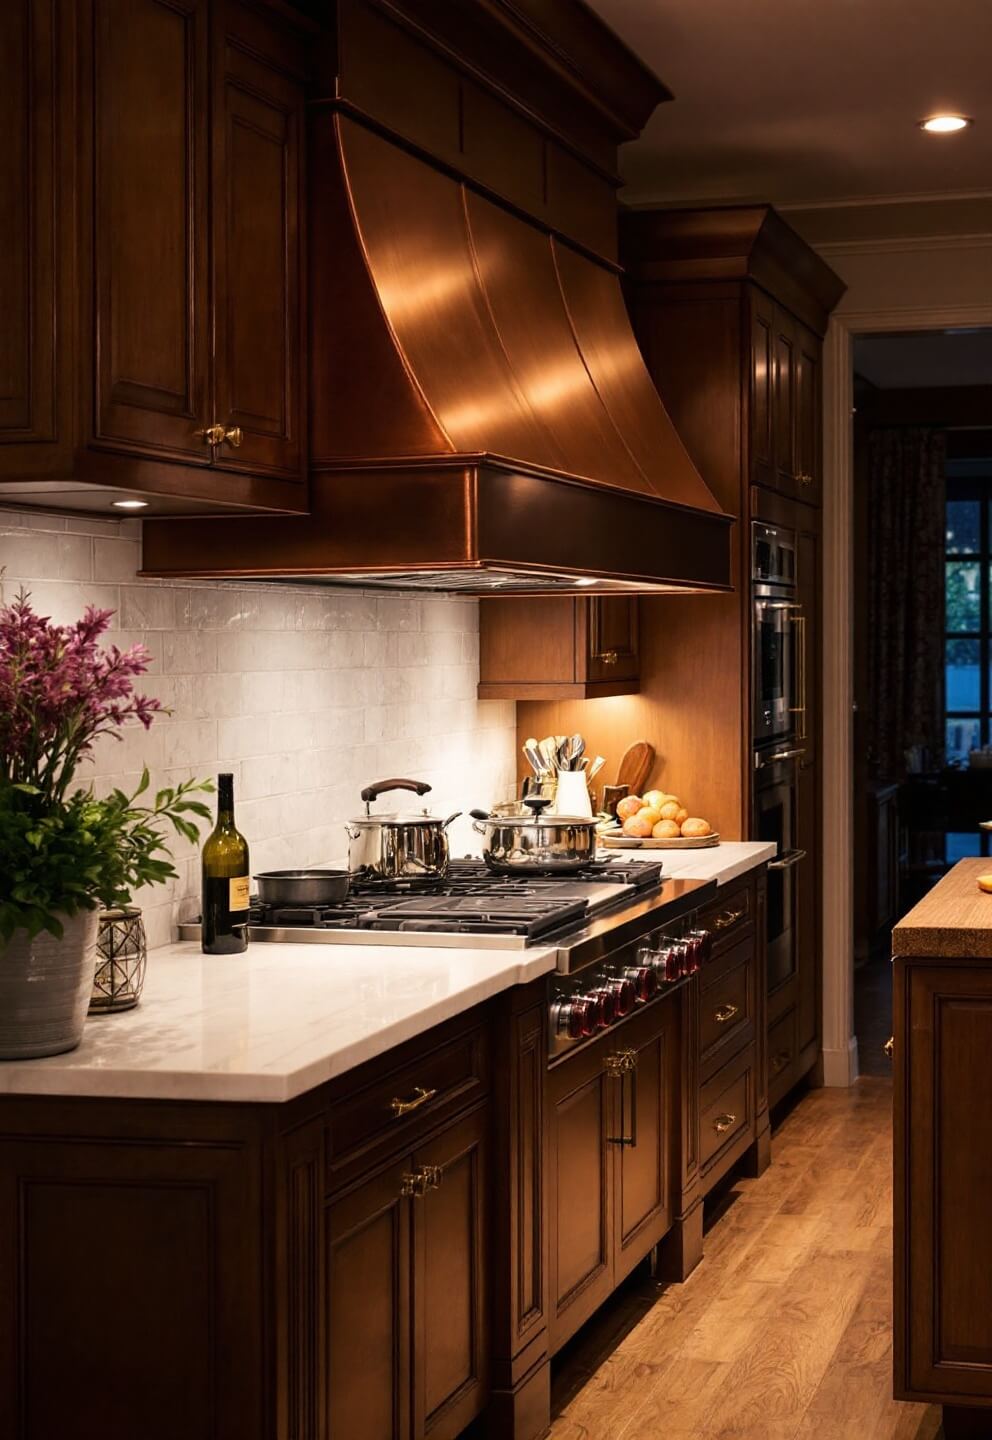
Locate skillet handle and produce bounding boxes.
[360,778,432,804]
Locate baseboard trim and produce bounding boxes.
[821,1036,859,1087]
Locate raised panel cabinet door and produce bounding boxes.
[584,596,639,684]
[89,0,211,461]
[211,0,305,479]
[796,323,821,503]
[613,999,676,1283]
[772,305,798,496]
[326,1158,413,1440]
[413,1107,489,1439]
[547,1042,613,1351]
[0,0,73,479]
[749,288,774,489]
[897,964,992,1401]
[0,1130,264,1440]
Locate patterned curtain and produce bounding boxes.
[866,427,947,778]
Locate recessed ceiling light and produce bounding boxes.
[111,499,149,510]
[920,114,972,134]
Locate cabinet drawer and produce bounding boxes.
[700,1051,752,1172]
[327,1022,489,1186]
[699,880,753,955]
[768,1006,797,1093]
[700,937,753,1067]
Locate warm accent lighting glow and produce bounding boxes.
[575,577,597,587]
[111,499,149,510]
[920,114,972,134]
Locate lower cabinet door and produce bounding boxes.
[547,1042,613,1352]
[614,1000,676,1283]
[413,1109,489,1439]
[327,1158,413,1440]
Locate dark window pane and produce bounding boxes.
[947,831,981,862]
[947,500,981,554]
[947,637,981,710]
[946,561,981,631]
[947,716,981,763]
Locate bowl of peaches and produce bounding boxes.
[597,790,718,849]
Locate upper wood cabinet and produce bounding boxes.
[0,0,310,515]
[478,596,639,700]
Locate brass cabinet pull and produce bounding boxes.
[712,908,746,931]
[771,1050,791,1075]
[399,1163,443,1199]
[203,423,243,448]
[606,1048,638,1148]
[883,1036,894,1058]
[714,1003,739,1024]
[599,650,619,666]
[713,1112,737,1134]
[390,1085,437,1117]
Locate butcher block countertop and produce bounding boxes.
[893,858,992,959]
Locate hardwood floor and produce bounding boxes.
[548,1078,941,1440]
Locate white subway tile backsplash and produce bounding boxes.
[6,507,515,943]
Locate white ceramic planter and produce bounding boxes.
[0,910,100,1059]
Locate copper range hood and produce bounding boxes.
[142,115,732,595]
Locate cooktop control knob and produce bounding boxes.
[623,964,658,1002]
[605,975,636,1017]
[586,986,618,1027]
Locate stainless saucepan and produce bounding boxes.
[254,870,352,906]
[345,779,461,884]
[470,797,600,874]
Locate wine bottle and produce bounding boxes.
[201,772,250,954]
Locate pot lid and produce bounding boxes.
[485,810,596,826]
[348,810,447,827]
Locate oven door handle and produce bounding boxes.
[768,847,806,872]
[754,746,806,769]
[755,600,801,612]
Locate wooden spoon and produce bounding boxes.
[616,741,655,797]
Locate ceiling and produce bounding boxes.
[854,329,992,389]
[586,0,992,208]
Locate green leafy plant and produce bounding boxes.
[0,591,213,940]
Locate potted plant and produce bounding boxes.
[0,591,212,1059]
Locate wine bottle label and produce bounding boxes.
[229,876,250,911]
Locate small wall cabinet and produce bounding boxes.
[479,596,640,700]
[0,0,310,515]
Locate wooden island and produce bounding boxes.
[893,858,992,1439]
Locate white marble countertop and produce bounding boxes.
[600,839,776,886]
[0,941,559,1104]
[0,842,772,1106]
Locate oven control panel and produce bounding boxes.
[548,912,712,1059]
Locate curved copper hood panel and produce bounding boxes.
[143,115,731,595]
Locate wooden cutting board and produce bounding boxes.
[615,741,655,797]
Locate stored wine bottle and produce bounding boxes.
[201,773,250,954]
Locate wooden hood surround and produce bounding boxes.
[142,0,732,595]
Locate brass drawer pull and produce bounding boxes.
[390,1085,437,1117]
[600,650,619,666]
[712,907,746,931]
[604,1048,637,1076]
[399,1163,443,1199]
[713,1112,737,1134]
[883,1036,894,1058]
[771,1050,791,1075]
[203,422,243,448]
[714,1003,740,1024]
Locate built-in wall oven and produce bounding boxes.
[752,522,806,748]
[752,521,807,996]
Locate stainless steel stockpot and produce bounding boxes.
[345,779,460,884]
[470,797,600,874]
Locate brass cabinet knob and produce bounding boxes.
[771,1050,791,1075]
[601,650,619,666]
[883,1036,894,1058]
[604,1048,637,1076]
[798,471,813,487]
[714,1003,739,1024]
[400,1163,443,1198]
[713,1112,737,1134]
[203,423,243,448]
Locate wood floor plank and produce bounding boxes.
[549,1078,935,1440]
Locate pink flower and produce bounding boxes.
[0,590,165,802]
